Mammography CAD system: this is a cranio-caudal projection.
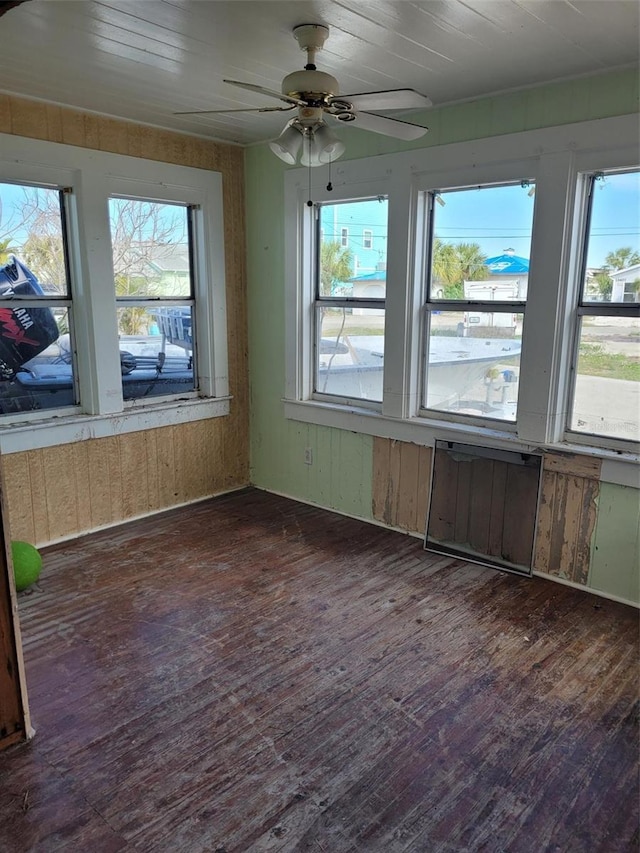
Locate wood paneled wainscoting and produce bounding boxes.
[0,489,637,851]
[2,420,246,547]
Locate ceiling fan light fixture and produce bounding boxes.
[300,131,323,168]
[311,122,345,163]
[300,123,345,167]
[268,121,303,165]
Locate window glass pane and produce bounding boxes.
[118,306,194,401]
[582,171,640,303]
[0,305,76,414]
[0,182,69,295]
[315,307,384,402]
[319,198,388,297]
[430,184,534,301]
[109,198,191,297]
[424,311,523,421]
[570,317,639,440]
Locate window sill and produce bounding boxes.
[0,396,231,454]
[283,399,639,487]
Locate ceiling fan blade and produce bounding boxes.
[174,105,295,116]
[336,89,432,112]
[351,111,428,141]
[223,79,305,107]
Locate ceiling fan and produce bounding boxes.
[175,24,432,167]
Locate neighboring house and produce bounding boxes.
[348,245,531,301]
[127,242,191,293]
[349,267,386,315]
[484,248,529,298]
[610,263,640,302]
[320,199,388,280]
[349,267,386,300]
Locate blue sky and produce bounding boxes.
[3,170,639,268]
[433,183,535,260]
[587,171,640,267]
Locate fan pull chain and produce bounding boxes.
[326,155,333,192]
[306,139,313,206]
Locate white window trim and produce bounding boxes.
[284,114,640,482]
[363,229,373,249]
[0,134,229,453]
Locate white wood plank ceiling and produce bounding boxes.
[0,1,638,146]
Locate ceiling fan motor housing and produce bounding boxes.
[282,69,339,103]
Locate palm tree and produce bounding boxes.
[431,239,488,299]
[320,240,353,296]
[605,247,640,270]
[431,239,458,292]
[456,242,490,283]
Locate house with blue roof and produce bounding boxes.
[348,246,531,300]
[483,248,530,298]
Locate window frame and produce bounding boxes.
[417,178,535,430]
[108,192,198,407]
[284,113,639,468]
[363,229,373,250]
[313,196,388,410]
[564,160,640,451]
[0,134,229,453]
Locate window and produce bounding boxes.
[421,183,533,423]
[109,197,196,402]
[568,169,640,443]
[363,229,373,250]
[340,227,349,247]
[284,113,638,460]
[0,182,77,416]
[315,198,388,405]
[0,135,228,445]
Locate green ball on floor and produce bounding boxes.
[11,540,43,591]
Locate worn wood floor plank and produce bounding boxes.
[0,487,637,853]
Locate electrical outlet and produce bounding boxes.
[304,447,313,465]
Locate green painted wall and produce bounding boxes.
[245,68,639,598]
[590,483,640,604]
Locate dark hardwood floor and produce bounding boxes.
[0,487,638,852]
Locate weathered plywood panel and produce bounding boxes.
[372,436,391,525]
[533,470,556,574]
[154,426,178,509]
[86,438,116,529]
[2,454,34,545]
[574,477,599,586]
[534,470,600,585]
[396,442,421,532]
[0,419,247,547]
[415,446,433,536]
[544,451,602,479]
[119,431,150,519]
[73,441,92,534]
[43,444,80,541]
[372,439,432,535]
